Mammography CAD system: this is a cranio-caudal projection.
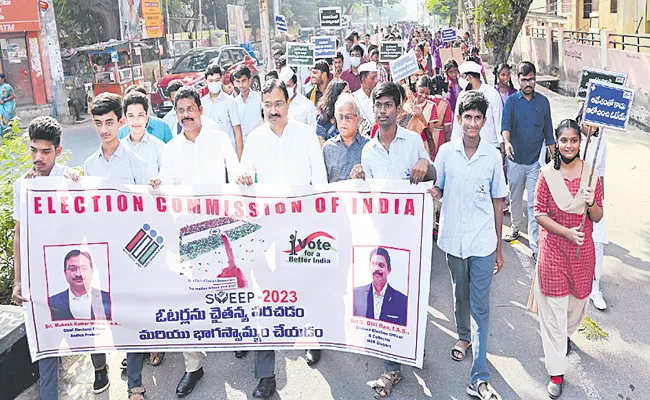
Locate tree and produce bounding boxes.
[425,0,458,25]
[473,0,533,65]
[54,0,120,46]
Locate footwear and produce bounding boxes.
[176,368,204,396]
[590,291,607,310]
[234,351,248,358]
[547,375,563,398]
[532,253,538,263]
[566,337,572,356]
[371,371,402,399]
[305,349,321,366]
[503,231,520,242]
[93,365,110,394]
[252,376,276,398]
[450,339,471,362]
[128,386,146,400]
[467,381,498,399]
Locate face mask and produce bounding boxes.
[560,153,580,164]
[207,82,222,94]
[350,57,361,68]
[459,77,469,90]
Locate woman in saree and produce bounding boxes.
[0,73,16,133]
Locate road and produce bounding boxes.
[16,85,650,400]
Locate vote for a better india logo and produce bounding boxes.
[283,230,336,264]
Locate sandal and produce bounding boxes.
[467,381,498,400]
[149,352,165,366]
[450,340,471,362]
[372,371,402,399]
[121,357,127,370]
[128,386,146,400]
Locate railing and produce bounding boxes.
[608,33,650,52]
[531,27,547,39]
[562,30,600,46]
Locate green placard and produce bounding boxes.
[286,42,315,67]
[576,67,627,100]
[379,41,404,62]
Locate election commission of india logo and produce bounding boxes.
[283,230,336,264]
[124,223,164,268]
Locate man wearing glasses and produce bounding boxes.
[501,61,555,262]
[237,78,327,399]
[322,93,369,183]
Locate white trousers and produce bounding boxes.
[536,282,589,376]
[183,352,205,372]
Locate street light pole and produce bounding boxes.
[259,0,273,69]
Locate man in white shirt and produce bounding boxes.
[279,66,318,130]
[353,61,378,126]
[237,78,327,399]
[451,61,504,152]
[201,63,244,158]
[11,117,110,398]
[121,91,165,181]
[232,65,263,144]
[84,93,148,185]
[149,86,240,398]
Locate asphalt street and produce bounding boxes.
[16,86,650,400]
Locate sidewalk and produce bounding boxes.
[15,85,650,400]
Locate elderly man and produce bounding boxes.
[353,61,378,127]
[322,93,369,183]
[279,66,318,129]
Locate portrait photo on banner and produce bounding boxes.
[352,245,410,327]
[44,242,112,322]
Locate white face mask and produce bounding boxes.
[207,81,222,94]
[350,56,361,68]
[459,77,469,90]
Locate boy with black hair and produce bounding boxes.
[432,90,506,400]
[117,85,173,143]
[12,117,111,398]
[85,92,148,185]
[120,91,165,180]
[232,65,263,143]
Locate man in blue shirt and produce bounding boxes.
[117,85,173,143]
[432,91,507,400]
[501,62,555,261]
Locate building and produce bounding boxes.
[567,0,649,34]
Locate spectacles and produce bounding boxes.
[519,77,536,84]
[336,113,358,122]
[66,265,91,273]
[262,101,286,109]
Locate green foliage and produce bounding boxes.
[425,0,458,24]
[473,0,514,49]
[580,317,609,341]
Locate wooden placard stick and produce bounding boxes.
[575,127,603,259]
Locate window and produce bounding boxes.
[610,0,617,13]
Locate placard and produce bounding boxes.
[581,81,634,131]
[319,7,342,29]
[286,42,316,67]
[380,41,405,62]
[311,36,337,59]
[576,67,627,100]
[275,14,288,33]
[19,179,433,368]
[441,28,457,42]
[390,51,419,83]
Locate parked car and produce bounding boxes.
[151,45,261,117]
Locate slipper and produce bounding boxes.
[467,381,498,400]
[450,340,471,362]
[149,352,165,366]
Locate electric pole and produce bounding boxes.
[259,0,273,69]
[40,6,71,124]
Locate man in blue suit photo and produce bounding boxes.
[49,249,112,321]
[353,247,408,326]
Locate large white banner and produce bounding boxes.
[19,179,433,367]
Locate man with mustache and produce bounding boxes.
[149,86,240,397]
[353,247,407,326]
[237,78,327,399]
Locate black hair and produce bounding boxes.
[167,79,184,95]
[458,90,489,118]
[444,59,458,72]
[416,75,432,91]
[372,81,401,108]
[493,63,515,90]
[368,44,378,54]
[370,48,379,58]
[232,65,251,80]
[417,41,427,53]
[553,119,582,170]
[123,91,149,115]
[265,70,279,80]
[518,61,536,77]
[312,59,330,75]
[63,249,93,270]
[28,116,62,148]
[124,85,146,96]
[91,92,124,119]
[334,52,344,62]
[350,44,364,57]
[262,78,289,102]
[173,86,201,108]
[470,46,479,54]
[205,63,222,79]
[430,75,448,95]
[0,73,6,81]
[369,247,391,269]
[318,79,348,123]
